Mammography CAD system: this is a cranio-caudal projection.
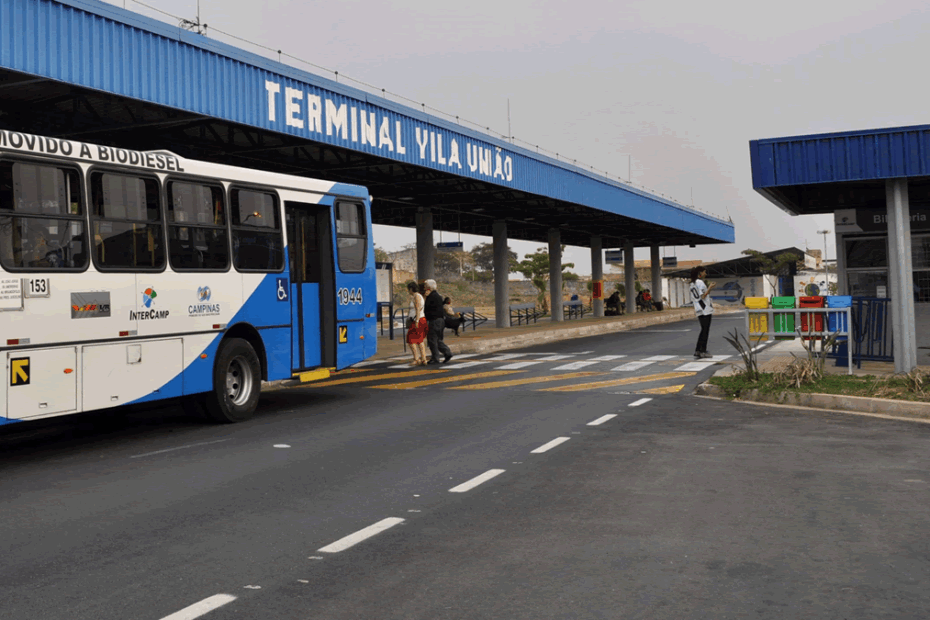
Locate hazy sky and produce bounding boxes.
[107,0,930,274]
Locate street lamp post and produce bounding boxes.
[816,229,830,292]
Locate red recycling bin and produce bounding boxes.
[799,296,824,340]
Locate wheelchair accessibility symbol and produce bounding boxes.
[276,278,289,302]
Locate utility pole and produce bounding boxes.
[817,229,830,289]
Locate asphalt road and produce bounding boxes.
[3,315,930,619]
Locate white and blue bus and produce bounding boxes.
[0,130,376,423]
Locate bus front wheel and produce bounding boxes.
[206,338,261,423]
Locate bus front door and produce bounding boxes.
[285,203,337,371]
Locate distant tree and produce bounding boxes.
[742,249,802,293]
[374,246,391,263]
[470,242,518,280]
[514,246,575,314]
[563,271,581,282]
[434,251,462,279]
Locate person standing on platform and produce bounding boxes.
[423,279,453,364]
[405,281,427,366]
[690,266,716,359]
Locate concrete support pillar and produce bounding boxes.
[591,236,604,318]
[624,241,636,314]
[835,230,847,295]
[415,209,434,282]
[493,220,510,328]
[650,245,662,309]
[886,180,917,373]
[549,228,564,322]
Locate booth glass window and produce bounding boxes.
[847,271,889,298]
[845,237,887,268]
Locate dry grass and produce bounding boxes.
[712,364,930,403]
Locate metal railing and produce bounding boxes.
[848,297,893,367]
[745,307,853,375]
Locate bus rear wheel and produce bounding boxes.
[206,338,261,423]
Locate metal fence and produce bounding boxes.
[847,297,893,368]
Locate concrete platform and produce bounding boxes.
[372,306,744,360]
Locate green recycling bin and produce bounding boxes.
[772,296,796,340]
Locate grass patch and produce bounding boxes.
[709,371,930,403]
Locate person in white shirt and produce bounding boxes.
[689,266,716,359]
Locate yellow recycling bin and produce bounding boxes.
[744,297,769,341]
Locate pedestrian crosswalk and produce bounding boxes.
[292,351,733,393]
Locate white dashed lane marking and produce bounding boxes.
[629,398,653,407]
[130,439,230,459]
[534,355,575,361]
[642,355,677,361]
[589,355,627,361]
[159,595,237,620]
[317,518,406,553]
[531,437,571,453]
[587,414,618,426]
[449,469,507,493]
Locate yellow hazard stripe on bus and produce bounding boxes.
[536,372,695,392]
[447,371,604,390]
[370,370,523,389]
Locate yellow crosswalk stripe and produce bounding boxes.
[637,384,685,394]
[536,371,696,392]
[305,369,448,387]
[371,370,524,389]
[447,371,604,390]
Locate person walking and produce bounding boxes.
[405,281,427,366]
[423,279,453,364]
[690,266,716,359]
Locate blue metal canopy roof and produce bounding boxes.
[0,0,734,247]
[750,124,930,216]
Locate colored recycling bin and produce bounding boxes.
[744,297,769,339]
[799,296,825,341]
[772,296,796,340]
[826,295,852,341]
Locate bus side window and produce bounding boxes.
[0,161,88,271]
[230,188,283,272]
[90,171,164,271]
[167,181,228,271]
[335,202,367,273]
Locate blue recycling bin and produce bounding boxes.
[826,295,852,341]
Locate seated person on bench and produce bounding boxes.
[443,296,466,336]
[605,291,622,316]
[642,289,655,311]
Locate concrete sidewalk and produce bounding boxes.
[373,306,744,359]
